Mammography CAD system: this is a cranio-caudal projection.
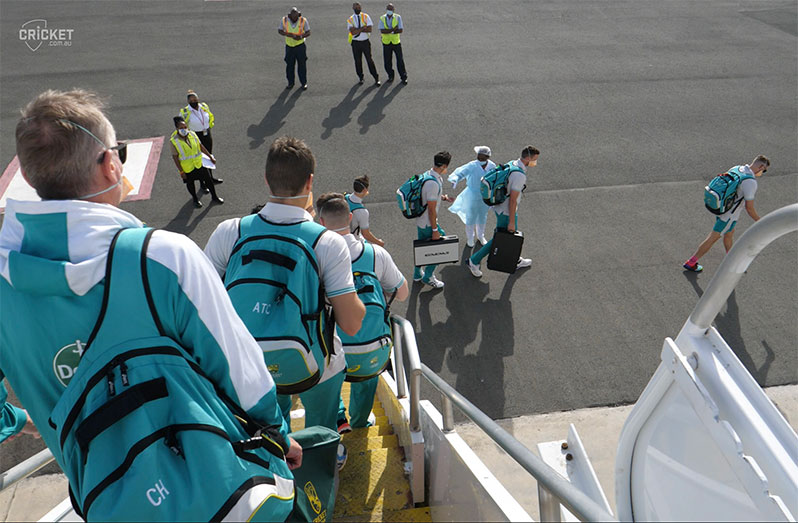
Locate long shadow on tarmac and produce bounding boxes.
[321,83,377,139]
[357,82,405,135]
[248,89,304,149]
[406,248,521,418]
[162,198,212,236]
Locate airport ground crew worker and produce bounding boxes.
[279,7,311,90]
[414,151,453,288]
[348,3,380,86]
[468,146,539,277]
[346,175,385,246]
[1,89,300,521]
[315,194,408,430]
[378,3,407,84]
[449,145,496,247]
[204,136,365,432]
[179,90,223,187]
[170,116,223,207]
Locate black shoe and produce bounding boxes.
[212,197,225,204]
[193,199,203,208]
[199,186,210,195]
[358,78,364,85]
[286,84,294,90]
[212,178,223,185]
[386,76,394,83]
[401,78,408,85]
[374,78,381,86]
[302,84,308,90]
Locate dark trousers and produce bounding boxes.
[194,130,218,187]
[285,43,307,86]
[184,166,218,202]
[351,39,378,81]
[382,43,406,80]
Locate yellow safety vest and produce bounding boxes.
[283,16,306,47]
[347,13,368,44]
[179,102,215,130]
[380,14,400,45]
[170,130,203,173]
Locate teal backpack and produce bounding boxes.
[396,172,440,219]
[48,228,293,522]
[704,167,753,215]
[480,163,525,206]
[224,214,335,394]
[338,243,395,382]
[345,193,365,235]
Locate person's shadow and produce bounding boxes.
[320,84,375,140]
[357,82,405,135]
[715,290,776,384]
[162,198,211,236]
[248,89,303,149]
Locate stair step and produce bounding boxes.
[334,447,412,517]
[341,424,393,439]
[343,434,398,452]
[335,506,432,522]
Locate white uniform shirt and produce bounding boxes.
[186,106,211,133]
[342,234,405,294]
[721,164,758,222]
[415,170,444,229]
[204,202,354,381]
[494,159,527,216]
[348,13,373,41]
[348,193,370,237]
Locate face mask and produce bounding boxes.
[386,10,393,16]
[178,128,188,137]
[479,160,488,167]
[527,159,537,167]
[79,175,133,200]
[189,102,199,109]
[354,9,361,14]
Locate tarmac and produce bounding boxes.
[1,0,796,510]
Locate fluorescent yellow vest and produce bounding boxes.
[179,102,215,129]
[380,14,400,45]
[283,16,306,47]
[347,13,368,44]
[170,131,202,173]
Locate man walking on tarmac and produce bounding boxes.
[414,151,453,288]
[279,7,311,90]
[0,89,299,521]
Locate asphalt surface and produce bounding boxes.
[1,0,796,470]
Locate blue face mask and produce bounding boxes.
[386,10,393,16]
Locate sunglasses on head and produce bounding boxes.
[98,142,127,165]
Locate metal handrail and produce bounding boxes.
[0,448,55,492]
[690,203,798,329]
[389,313,617,521]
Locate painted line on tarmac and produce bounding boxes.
[0,136,164,213]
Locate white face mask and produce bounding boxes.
[386,10,393,16]
[78,175,133,200]
[479,160,488,167]
[178,128,188,137]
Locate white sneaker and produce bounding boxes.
[466,239,475,248]
[478,236,489,245]
[422,276,444,288]
[516,257,532,269]
[336,443,348,471]
[467,259,483,278]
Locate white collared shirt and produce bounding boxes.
[348,193,370,237]
[494,159,527,216]
[341,233,405,293]
[186,106,210,132]
[415,170,444,229]
[347,12,373,41]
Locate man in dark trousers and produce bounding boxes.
[179,90,223,188]
[170,116,224,208]
[347,2,380,86]
[378,3,407,84]
[278,7,311,90]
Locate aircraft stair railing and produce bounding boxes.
[389,314,617,522]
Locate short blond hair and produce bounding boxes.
[15,89,114,199]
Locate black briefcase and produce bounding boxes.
[487,229,524,273]
[413,235,459,266]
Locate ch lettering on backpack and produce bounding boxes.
[252,301,272,314]
[146,479,170,506]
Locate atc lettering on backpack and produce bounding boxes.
[146,479,170,506]
[252,301,272,314]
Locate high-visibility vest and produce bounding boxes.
[282,16,306,47]
[347,13,368,44]
[179,102,215,130]
[380,14,400,45]
[170,130,202,173]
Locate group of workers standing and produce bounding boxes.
[279,3,408,90]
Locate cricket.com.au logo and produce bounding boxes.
[19,19,74,52]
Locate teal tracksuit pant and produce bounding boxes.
[470,213,514,265]
[337,377,380,428]
[413,224,445,281]
[278,371,346,432]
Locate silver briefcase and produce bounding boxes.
[413,235,460,266]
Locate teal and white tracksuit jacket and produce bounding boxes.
[0,199,293,521]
